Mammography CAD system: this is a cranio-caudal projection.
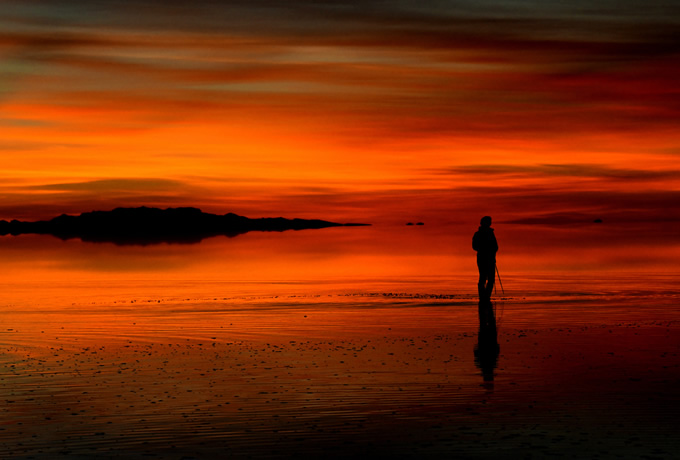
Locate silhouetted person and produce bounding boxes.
[472,216,498,303]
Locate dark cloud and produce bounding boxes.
[443,164,680,182]
[0,31,114,50]
[5,1,680,51]
[0,140,47,151]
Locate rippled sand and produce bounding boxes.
[1,295,678,459]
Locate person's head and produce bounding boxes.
[480,216,492,228]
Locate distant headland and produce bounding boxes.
[0,207,369,245]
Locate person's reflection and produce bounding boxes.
[474,300,500,386]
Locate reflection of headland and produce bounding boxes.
[0,207,369,246]
[474,300,500,385]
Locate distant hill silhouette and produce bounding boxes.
[0,207,369,245]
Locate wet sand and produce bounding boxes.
[1,296,678,459]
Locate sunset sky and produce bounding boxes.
[2,0,679,226]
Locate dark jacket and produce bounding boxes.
[472,226,498,261]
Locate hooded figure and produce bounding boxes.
[472,216,498,302]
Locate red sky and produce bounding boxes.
[1,0,679,226]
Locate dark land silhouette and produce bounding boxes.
[0,206,369,245]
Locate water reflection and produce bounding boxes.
[474,301,500,386]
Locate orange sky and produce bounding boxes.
[1,1,679,226]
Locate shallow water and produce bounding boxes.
[1,225,679,458]
[2,299,677,459]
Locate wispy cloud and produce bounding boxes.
[3,0,678,141]
[29,178,186,192]
[0,178,203,220]
[443,164,680,182]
